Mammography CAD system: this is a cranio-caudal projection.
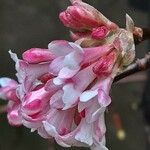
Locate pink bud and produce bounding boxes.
[22,48,55,64]
[59,4,100,30]
[23,99,42,111]
[93,51,117,77]
[59,0,118,31]
[91,26,109,40]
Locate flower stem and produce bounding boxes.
[114,53,150,83]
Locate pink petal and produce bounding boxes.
[62,84,80,109]
[82,44,113,67]
[80,90,98,102]
[22,48,55,64]
[22,87,52,115]
[49,57,64,75]
[44,79,60,91]
[50,90,64,109]
[58,67,80,79]
[7,104,22,126]
[0,77,18,100]
[43,121,58,137]
[75,119,93,146]
[48,40,75,57]
[73,64,96,91]
[91,26,109,40]
[98,89,111,107]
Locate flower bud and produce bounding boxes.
[59,0,118,31]
[91,26,109,40]
[22,48,55,64]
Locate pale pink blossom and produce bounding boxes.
[0,1,136,150]
[59,0,118,41]
[0,33,135,149]
[0,78,22,126]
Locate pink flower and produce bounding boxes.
[0,3,136,150]
[60,0,117,30]
[0,30,135,149]
[0,78,22,126]
[59,0,118,41]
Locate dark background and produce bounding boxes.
[0,0,149,150]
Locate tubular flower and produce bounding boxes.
[0,1,136,150]
[59,0,118,42]
[0,32,135,149]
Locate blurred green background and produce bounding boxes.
[0,0,149,150]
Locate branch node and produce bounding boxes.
[136,59,146,70]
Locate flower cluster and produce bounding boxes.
[0,0,136,150]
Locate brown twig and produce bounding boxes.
[114,53,150,83]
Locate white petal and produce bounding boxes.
[48,40,73,57]
[49,56,64,75]
[50,90,64,109]
[63,51,83,69]
[91,143,108,150]
[58,67,80,79]
[43,121,58,137]
[9,50,18,63]
[0,77,12,87]
[55,138,71,147]
[75,119,93,146]
[62,84,80,109]
[69,42,83,53]
[53,77,64,85]
[80,90,98,102]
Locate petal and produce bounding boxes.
[9,51,51,92]
[22,87,52,115]
[22,48,55,64]
[53,77,64,86]
[44,79,60,91]
[38,126,50,139]
[43,121,58,137]
[78,100,93,112]
[62,84,80,109]
[49,57,64,75]
[91,143,108,150]
[48,40,74,57]
[58,67,80,79]
[98,89,111,107]
[0,77,18,100]
[69,42,83,53]
[73,64,96,91]
[50,90,64,109]
[7,103,22,126]
[86,101,105,123]
[63,51,83,70]
[82,44,113,66]
[80,90,98,102]
[75,119,93,146]
[55,138,71,147]
[0,77,17,87]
